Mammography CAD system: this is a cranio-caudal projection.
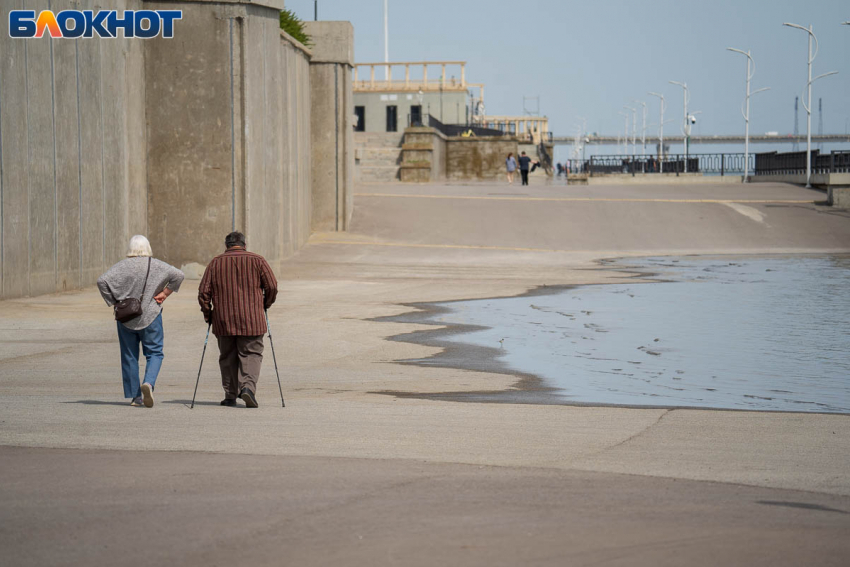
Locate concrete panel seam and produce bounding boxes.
[335,65,341,226]
[99,40,105,272]
[230,17,236,231]
[0,28,4,289]
[50,28,58,289]
[75,38,83,289]
[24,24,31,295]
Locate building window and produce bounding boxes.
[354,106,365,132]
[386,105,398,132]
[410,105,422,127]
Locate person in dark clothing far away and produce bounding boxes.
[198,231,278,408]
[517,151,540,186]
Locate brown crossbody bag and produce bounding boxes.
[114,258,151,323]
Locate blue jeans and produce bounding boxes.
[117,314,164,398]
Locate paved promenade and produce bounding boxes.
[2,182,849,566]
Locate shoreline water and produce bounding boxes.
[373,253,850,415]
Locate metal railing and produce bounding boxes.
[416,115,506,137]
[754,150,850,175]
[584,153,753,176]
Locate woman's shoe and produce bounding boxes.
[130,397,144,407]
[141,383,154,408]
[220,398,237,407]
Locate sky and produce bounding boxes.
[287,0,850,142]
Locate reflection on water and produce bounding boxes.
[432,256,850,413]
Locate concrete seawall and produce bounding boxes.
[0,0,148,298]
[145,0,313,274]
[0,1,354,298]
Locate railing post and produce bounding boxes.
[590,156,594,178]
[721,153,724,177]
[676,155,680,177]
[830,151,835,174]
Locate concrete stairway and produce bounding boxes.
[355,132,404,182]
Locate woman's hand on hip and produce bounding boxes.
[154,288,173,304]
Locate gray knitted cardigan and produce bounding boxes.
[97,257,185,330]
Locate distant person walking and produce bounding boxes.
[518,151,539,186]
[97,235,185,407]
[506,153,517,184]
[198,231,278,408]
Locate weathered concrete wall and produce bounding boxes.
[1,0,343,298]
[144,0,312,273]
[0,0,147,299]
[446,137,519,181]
[829,187,850,209]
[304,21,354,231]
[400,127,447,183]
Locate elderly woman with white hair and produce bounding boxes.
[97,235,185,407]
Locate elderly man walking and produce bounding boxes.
[198,231,278,408]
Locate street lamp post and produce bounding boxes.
[624,106,636,160]
[618,111,629,156]
[783,23,839,187]
[648,92,665,173]
[634,100,647,158]
[669,80,690,172]
[727,48,770,182]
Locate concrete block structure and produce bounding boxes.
[304,21,355,231]
[0,0,355,299]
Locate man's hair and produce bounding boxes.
[225,231,246,248]
[521,151,527,155]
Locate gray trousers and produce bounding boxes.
[217,335,264,398]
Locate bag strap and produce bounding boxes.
[139,257,151,300]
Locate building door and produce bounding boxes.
[410,105,422,126]
[386,105,398,132]
[354,106,365,132]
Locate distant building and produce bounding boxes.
[353,61,481,132]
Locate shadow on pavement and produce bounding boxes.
[62,400,132,407]
[162,400,234,408]
[756,501,848,514]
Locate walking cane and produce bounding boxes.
[265,310,286,407]
[190,323,212,409]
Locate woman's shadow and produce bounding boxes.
[63,400,222,407]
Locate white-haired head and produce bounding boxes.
[126,235,153,258]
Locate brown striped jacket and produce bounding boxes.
[198,247,278,336]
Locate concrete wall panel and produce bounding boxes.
[447,138,519,181]
[305,22,354,233]
[77,13,106,285]
[0,8,31,298]
[144,2,234,268]
[1,0,327,298]
[0,0,146,299]
[24,0,57,297]
[52,0,82,291]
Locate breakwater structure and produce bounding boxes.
[0,0,355,300]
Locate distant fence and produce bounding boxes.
[754,150,850,175]
[565,154,752,176]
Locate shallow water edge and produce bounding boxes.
[370,253,850,415]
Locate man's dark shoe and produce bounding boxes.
[240,388,258,408]
[220,398,237,407]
